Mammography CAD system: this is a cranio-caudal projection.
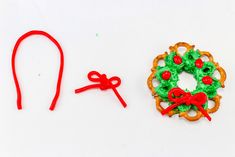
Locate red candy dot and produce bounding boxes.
[162,71,171,80]
[202,76,213,85]
[173,56,182,64]
[195,58,203,68]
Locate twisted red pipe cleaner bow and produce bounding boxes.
[11,30,64,111]
[161,88,211,121]
[75,71,127,108]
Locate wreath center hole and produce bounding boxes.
[178,72,197,91]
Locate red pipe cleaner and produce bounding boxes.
[161,87,211,121]
[11,30,64,111]
[75,71,127,108]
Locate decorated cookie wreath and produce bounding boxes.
[147,42,226,121]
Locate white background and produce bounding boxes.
[0,0,234,156]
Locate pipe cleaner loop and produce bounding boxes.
[12,30,64,111]
[162,87,211,121]
[75,71,127,108]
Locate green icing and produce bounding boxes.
[196,76,221,99]
[155,65,179,101]
[165,52,184,72]
[177,104,191,112]
[155,83,176,101]
[182,49,201,73]
[155,66,179,85]
[154,49,221,112]
[194,62,216,79]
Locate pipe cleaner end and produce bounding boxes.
[17,101,22,110]
[49,106,55,111]
[17,106,22,110]
[206,116,212,121]
[49,103,56,111]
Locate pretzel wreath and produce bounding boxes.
[147,42,226,121]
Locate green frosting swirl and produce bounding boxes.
[194,62,216,79]
[154,49,221,112]
[155,65,179,101]
[183,49,201,73]
[165,52,184,72]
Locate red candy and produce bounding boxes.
[202,76,213,85]
[195,58,203,68]
[173,56,182,64]
[162,71,171,80]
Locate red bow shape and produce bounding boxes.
[75,71,127,108]
[161,88,211,121]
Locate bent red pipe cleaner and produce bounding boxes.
[11,30,64,111]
